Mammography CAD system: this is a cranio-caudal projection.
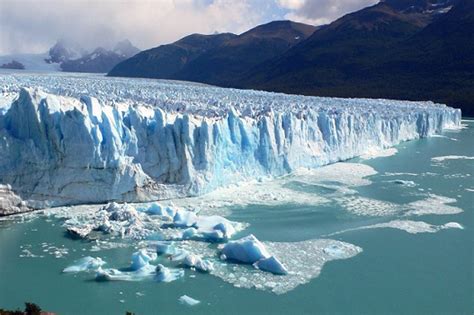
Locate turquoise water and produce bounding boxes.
[0,122,473,315]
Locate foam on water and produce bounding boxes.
[338,196,400,217]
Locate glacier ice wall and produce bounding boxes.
[0,73,461,207]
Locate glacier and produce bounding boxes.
[0,72,462,209]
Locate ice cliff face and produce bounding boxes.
[0,73,461,208]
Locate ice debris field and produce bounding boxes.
[0,72,467,297]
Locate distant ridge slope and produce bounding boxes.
[173,21,317,86]
[108,21,316,82]
[108,33,237,79]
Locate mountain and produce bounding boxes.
[108,21,316,81]
[61,40,140,73]
[240,0,457,90]
[172,21,317,85]
[108,33,237,79]
[113,39,140,58]
[45,39,87,64]
[238,0,474,115]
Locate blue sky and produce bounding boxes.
[0,0,377,55]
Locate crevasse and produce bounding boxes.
[0,77,461,208]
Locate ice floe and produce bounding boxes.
[212,239,362,294]
[431,155,474,163]
[328,220,464,235]
[406,194,463,216]
[360,148,398,160]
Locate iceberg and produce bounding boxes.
[221,234,271,264]
[221,234,288,275]
[181,253,214,272]
[130,249,157,271]
[63,256,106,273]
[0,72,461,207]
[155,264,185,283]
[94,249,184,282]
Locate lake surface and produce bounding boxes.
[0,121,472,315]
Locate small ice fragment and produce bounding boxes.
[66,225,93,239]
[173,209,198,227]
[179,295,200,306]
[182,254,214,272]
[156,242,176,255]
[63,256,105,273]
[130,249,157,271]
[155,264,184,282]
[254,256,288,275]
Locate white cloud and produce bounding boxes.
[0,0,265,54]
[276,0,306,10]
[0,0,380,55]
[276,0,379,26]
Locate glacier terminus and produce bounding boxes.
[0,73,461,208]
[0,72,461,209]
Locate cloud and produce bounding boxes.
[0,0,379,55]
[0,0,266,54]
[277,0,379,25]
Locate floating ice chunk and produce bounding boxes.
[173,209,198,228]
[443,222,464,230]
[338,196,399,217]
[389,179,417,187]
[156,241,177,255]
[107,202,140,222]
[193,216,239,242]
[144,203,176,218]
[63,256,106,273]
[178,295,200,306]
[155,264,185,282]
[406,194,462,216]
[293,163,377,187]
[221,234,270,264]
[360,148,398,160]
[170,212,242,242]
[130,249,157,271]
[221,235,288,275]
[95,249,181,282]
[431,155,474,162]
[182,254,214,272]
[66,225,93,239]
[95,264,155,282]
[254,256,288,275]
[323,244,350,258]
[181,228,198,239]
[328,220,464,235]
